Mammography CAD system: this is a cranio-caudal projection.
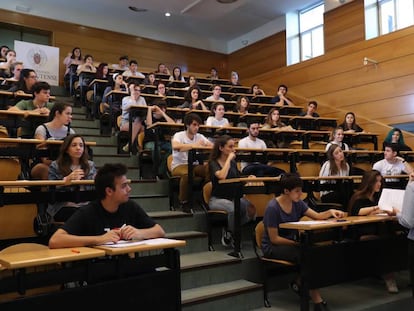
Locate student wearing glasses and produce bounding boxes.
[8,68,38,94]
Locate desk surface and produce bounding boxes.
[94,238,186,255]
[0,247,105,269]
[279,215,395,230]
[0,137,96,146]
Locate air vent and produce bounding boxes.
[128,6,147,12]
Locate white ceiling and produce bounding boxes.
[4,0,346,53]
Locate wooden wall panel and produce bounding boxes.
[324,0,365,52]
[228,32,286,84]
[0,9,227,84]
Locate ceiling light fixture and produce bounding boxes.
[165,12,171,17]
[128,6,147,12]
[216,0,238,3]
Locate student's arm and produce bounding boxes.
[49,228,122,248]
[305,207,344,220]
[171,136,194,151]
[120,223,165,241]
[214,153,236,180]
[267,226,298,246]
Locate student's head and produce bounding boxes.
[56,134,91,177]
[112,73,124,85]
[231,71,239,84]
[211,102,225,118]
[157,63,167,73]
[147,72,156,84]
[153,99,167,116]
[210,134,235,161]
[184,113,202,131]
[280,173,303,201]
[119,55,128,66]
[266,108,281,125]
[157,81,166,96]
[172,66,182,79]
[210,67,218,77]
[95,163,129,201]
[251,84,260,94]
[185,85,202,102]
[5,49,16,61]
[71,47,81,60]
[33,81,51,101]
[327,144,345,163]
[383,143,399,160]
[344,112,356,126]
[348,170,383,213]
[246,119,261,138]
[307,101,318,112]
[48,101,73,124]
[10,61,23,79]
[236,95,250,112]
[20,68,37,91]
[385,128,405,145]
[129,83,141,95]
[212,84,222,96]
[0,45,9,59]
[129,60,138,70]
[96,62,109,78]
[277,84,288,95]
[83,54,93,64]
[188,75,197,87]
[331,126,344,142]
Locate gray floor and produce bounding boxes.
[252,270,413,311]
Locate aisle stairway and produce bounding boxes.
[68,99,266,311]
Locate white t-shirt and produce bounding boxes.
[319,160,350,196]
[205,95,225,102]
[237,136,267,170]
[171,130,210,170]
[373,158,406,182]
[205,116,229,127]
[121,96,147,123]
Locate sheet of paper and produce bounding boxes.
[378,188,405,212]
[101,238,182,248]
[286,220,333,225]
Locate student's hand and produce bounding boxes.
[38,107,50,115]
[120,225,142,241]
[228,151,236,161]
[330,209,344,218]
[384,207,397,216]
[65,169,85,182]
[101,230,122,244]
[409,172,414,182]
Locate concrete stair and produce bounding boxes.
[63,96,265,310]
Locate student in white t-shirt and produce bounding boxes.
[205,102,229,127]
[171,113,213,211]
[237,120,285,177]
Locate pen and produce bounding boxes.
[120,224,126,230]
[71,249,80,253]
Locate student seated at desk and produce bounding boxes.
[233,95,250,128]
[7,68,37,95]
[262,173,344,311]
[230,71,241,86]
[101,73,128,130]
[319,144,350,208]
[338,112,363,133]
[120,83,147,154]
[8,81,54,138]
[373,143,413,184]
[144,99,175,178]
[325,126,349,151]
[348,170,399,293]
[168,66,185,83]
[122,59,145,79]
[300,101,320,118]
[250,83,266,96]
[184,75,198,90]
[261,108,292,148]
[49,163,165,248]
[63,47,83,92]
[238,120,285,177]
[171,113,213,212]
[207,67,219,80]
[177,85,208,111]
[383,128,412,152]
[31,102,75,180]
[1,61,23,87]
[48,134,96,222]
[0,49,16,78]
[155,62,171,76]
[205,84,225,102]
[208,135,256,247]
[205,102,229,127]
[270,84,293,106]
[111,55,129,71]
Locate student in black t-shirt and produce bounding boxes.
[49,163,165,248]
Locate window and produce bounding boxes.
[286,2,325,66]
[365,0,414,40]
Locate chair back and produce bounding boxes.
[0,158,21,181]
[254,220,265,259]
[202,181,212,207]
[167,154,173,175]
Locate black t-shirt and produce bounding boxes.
[209,160,242,201]
[62,199,156,236]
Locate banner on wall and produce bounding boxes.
[14,40,59,86]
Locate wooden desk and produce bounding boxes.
[343,132,379,150]
[0,247,105,269]
[279,216,407,311]
[78,70,96,106]
[289,116,338,131]
[0,109,49,138]
[249,102,304,115]
[0,239,184,309]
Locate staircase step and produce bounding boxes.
[130,195,170,212]
[148,211,198,233]
[166,231,208,254]
[181,280,262,311]
[71,119,100,128]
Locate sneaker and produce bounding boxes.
[385,278,399,294]
[314,300,329,311]
[122,143,129,152]
[221,229,234,247]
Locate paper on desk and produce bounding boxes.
[287,220,333,225]
[378,188,405,212]
[101,238,182,248]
